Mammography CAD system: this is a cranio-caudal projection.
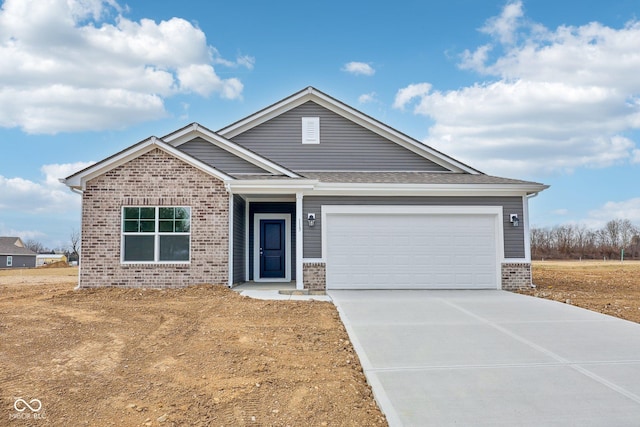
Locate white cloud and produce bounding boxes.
[480,0,524,45]
[0,0,249,134]
[0,223,45,241]
[342,61,375,76]
[0,162,94,213]
[585,198,640,227]
[394,2,640,177]
[212,50,255,70]
[393,83,432,110]
[358,92,378,104]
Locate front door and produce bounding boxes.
[259,219,286,278]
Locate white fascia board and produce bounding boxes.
[164,123,299,178]
[218,88,312,137]
[227,179,317,194]
[307,182,547,197]
[65,138,233,190]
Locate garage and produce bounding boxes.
[324,206,503,290]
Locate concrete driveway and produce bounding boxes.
[328,290,640,427]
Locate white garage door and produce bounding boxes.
[325,208,500,290]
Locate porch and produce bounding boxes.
[230,193,306,289]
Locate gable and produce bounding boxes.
[64,137,233,190]
[178,137,272,175]
[0,237,36,256]
[86,147,228,190]
[230,101,450,172]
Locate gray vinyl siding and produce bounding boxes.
[230,101,449,172]
[178,137,270,174]
[232,195,246,284]
[302,196,525,259]
[248,202,296,281]
[0,255,36,268]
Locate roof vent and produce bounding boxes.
[302,117,320,144]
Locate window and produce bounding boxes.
[122,207,191,263]
[301,117,320,144]
[6,256,12,267]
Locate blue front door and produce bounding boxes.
[259,219,286,278]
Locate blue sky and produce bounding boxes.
[1,0,639,249]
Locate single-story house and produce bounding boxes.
[36,253,68,267]
[63,87,548,290]
[0,237,37,269]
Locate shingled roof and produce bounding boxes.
[298,171,544,185]
[0,237,37,256]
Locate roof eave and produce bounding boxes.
[226,179,318,194]
[308,182,549,197]
[63,137,234,191]
[162,122,300,178]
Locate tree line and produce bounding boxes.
[23,229,81,263]
[531,219,640,260]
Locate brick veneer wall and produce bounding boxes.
[501,262,532,290]
[303,262,326,290]
[79,148,229,288]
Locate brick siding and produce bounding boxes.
[79,148,229,288]
[303,262,326,290]
[501,262,532,290]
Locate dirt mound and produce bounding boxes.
[0,273,387,426]
[40,260,69,268]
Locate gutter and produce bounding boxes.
[59,178,83,194]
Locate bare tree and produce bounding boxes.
[530,219,639,260]
[70,229,81,262]
[24,239,47,254]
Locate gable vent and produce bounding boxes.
[302,117,320,144]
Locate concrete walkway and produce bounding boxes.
[329,290,640,427]
[238,289,332,302]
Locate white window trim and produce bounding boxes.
[6,256,12,267]
[121,206,192,265]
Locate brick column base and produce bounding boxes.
[303,262,326,290]
[501,263,532,291]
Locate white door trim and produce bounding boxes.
[253,213,292,282]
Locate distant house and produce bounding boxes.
[0,237,37,269]
[36,254,68,267]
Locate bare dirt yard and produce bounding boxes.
[0,268,386,426]
[521,260,640,323]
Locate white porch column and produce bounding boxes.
[296,192,304,290]
[523,195,531,262]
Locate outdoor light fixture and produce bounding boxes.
[510,214,520,227]
[307,213,316,227]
